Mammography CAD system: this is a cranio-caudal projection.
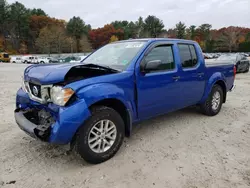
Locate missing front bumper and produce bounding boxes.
[14,109,55,141]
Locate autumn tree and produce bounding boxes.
[19,41,28,54]
[143,15,165,38]
[29,15,65,52]
[36,25,67,54]
[219,27,241,52]
[109,35,118,43]
[175,21,186,39]
[88,24,123,49]
[66,16,91,52]
[80,35,92,52]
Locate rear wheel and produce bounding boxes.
[200,85,223,116]
[74,106,124,164]
[244,66,249,73]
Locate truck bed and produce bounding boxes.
[205,59,235,91]
[205,59,234,67]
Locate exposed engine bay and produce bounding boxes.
[63,64,119,84]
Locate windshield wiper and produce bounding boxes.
[83,63,120,72]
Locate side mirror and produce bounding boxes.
[142,60,162,73]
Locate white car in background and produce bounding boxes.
[38,57,59,64]
[69,55,87,63]
[22,56,39,64]
[10,56,23,63]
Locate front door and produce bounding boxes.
[136,43,181,120]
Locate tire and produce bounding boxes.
[244,66,249,73]
[200,85,223,116]
[40,61,45,64]
[24,60,27,64]
[74,106,125,164]
[12,61,16,64]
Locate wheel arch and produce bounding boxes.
[200,72,227,104]
[88,98,132,137]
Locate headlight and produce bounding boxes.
[21,77,28,93]
[50,86,75,106]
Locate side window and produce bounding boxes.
[178,44,198,68]
[143,45,175,73]
[189,45,198,66]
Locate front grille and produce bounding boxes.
[29,83,42,98]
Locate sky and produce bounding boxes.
[7,0,250,29]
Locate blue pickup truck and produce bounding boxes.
[15,38,236,164]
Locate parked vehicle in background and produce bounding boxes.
[38,57,59,64]
[11,56,23,63]
[216,53,249,73]
[0,52,11,63]
[70,55,87,63]
[15,38,236,164]
[22,56,39,64]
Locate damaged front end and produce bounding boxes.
[15,108,55,141]
[15,63,118,144]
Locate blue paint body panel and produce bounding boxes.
[15,38,235,144]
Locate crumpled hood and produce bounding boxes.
[24,63,81,84]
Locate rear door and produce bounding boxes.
[177,43,206,107]
[136,42,181,119]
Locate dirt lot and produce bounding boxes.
[0,63,249,188]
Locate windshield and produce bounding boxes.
[217,54,236,61]
[83,41,146,70]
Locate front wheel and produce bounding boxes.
[200,85,223,116]
[74,106,125,164]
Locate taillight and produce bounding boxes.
[233,65,236,79]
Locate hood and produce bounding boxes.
[24,63,119,85]
[24,63,79,84]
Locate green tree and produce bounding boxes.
[175,21,186,39]
[66,16,91,52]
[143,15,165,38]
[135,16,145,38]
[197,24,212,41]
[189,25,196,40]
[29,8,47,16]
[111,20,137,39]
[7,2,30,50]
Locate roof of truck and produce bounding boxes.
[116,38,197,43]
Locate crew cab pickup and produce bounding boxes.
[15,38,236,164]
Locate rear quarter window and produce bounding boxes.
[178,44,198,68]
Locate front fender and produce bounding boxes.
[200,72,226,103]
[76,83,134,115]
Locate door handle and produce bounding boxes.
[172,76,180,81]
[197,72,204,77]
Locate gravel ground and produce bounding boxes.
[0,63,250,188]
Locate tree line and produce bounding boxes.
[1,0,250,55]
